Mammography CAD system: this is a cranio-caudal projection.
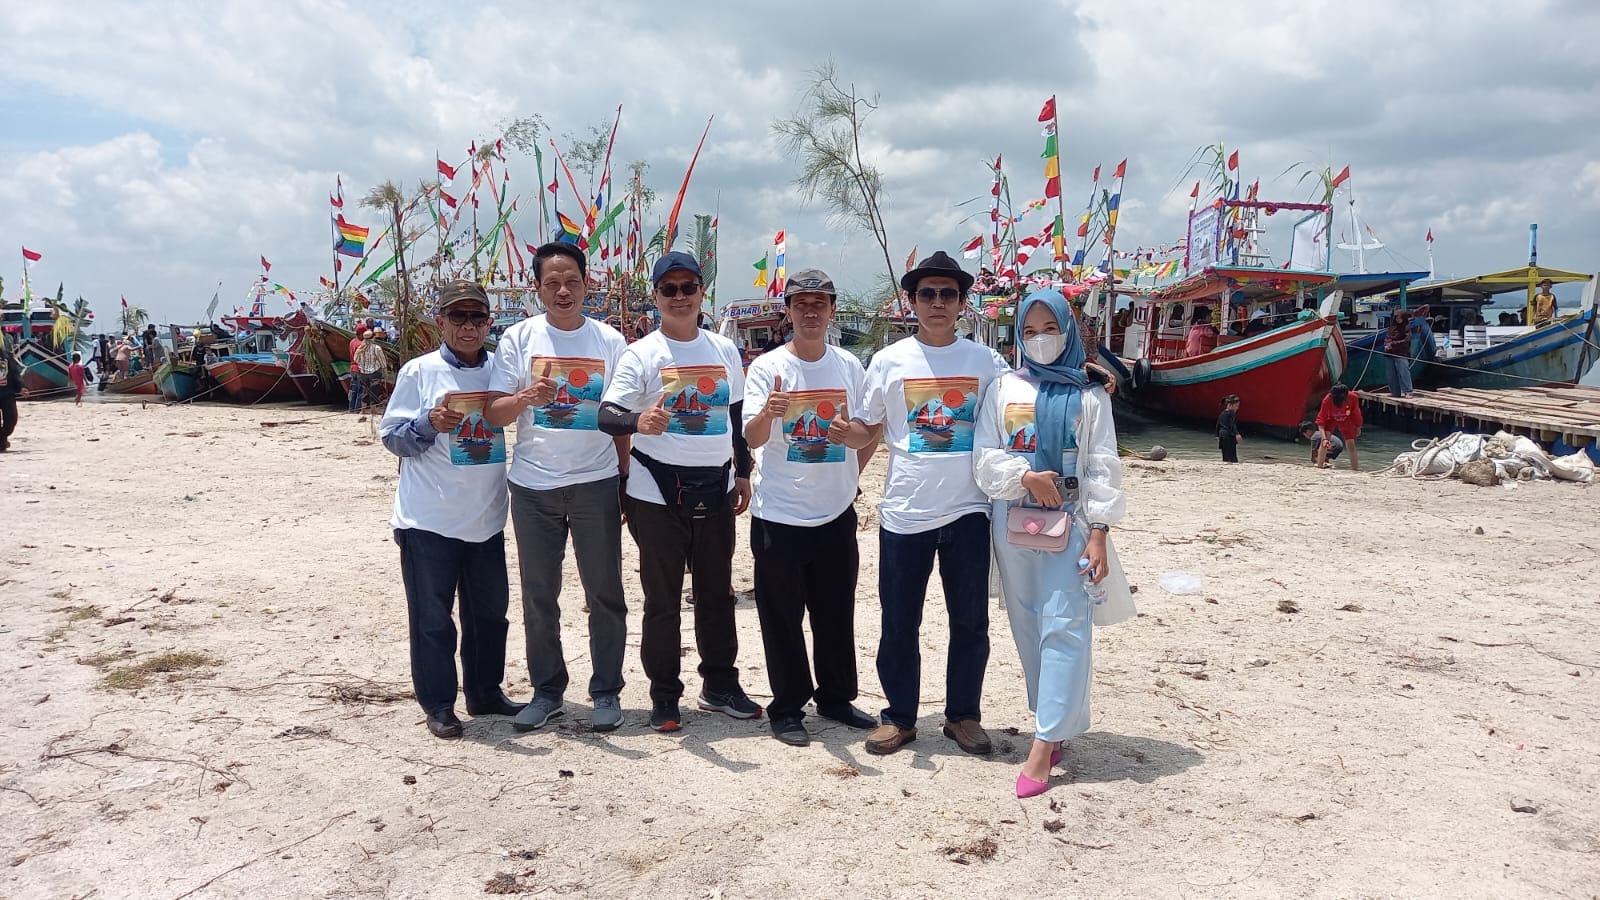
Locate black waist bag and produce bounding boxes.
[630,449,731,519]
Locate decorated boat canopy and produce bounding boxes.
[1386,266,1592,305]
[1141,266,1337,304]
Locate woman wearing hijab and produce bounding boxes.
[974,289,1129,799]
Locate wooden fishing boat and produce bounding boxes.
[1111,266,1345,436]
[13,339,73,398]
[155,359,202,402]
[105,368,160,396]
[207,352,299,403]
[1385,264,1595,389]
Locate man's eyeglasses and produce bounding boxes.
[915,288,962,303]
[656,282,702,299]
[444,310,492,326]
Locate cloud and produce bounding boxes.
[1,0,1597,324]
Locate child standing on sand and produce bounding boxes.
[1216,394,1242,463]
[68,353,88,406]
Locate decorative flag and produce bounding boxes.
[1227,150,1239,171]
[1425,228,1433,243]
[1037,97,1056,122]
[960,236,983,259]
[260,255,271,272]
[556,211,583,245]
[752,256,769,288]
[1041,119,1061,200]
[773,230,785,246]
[440,189,458,210]
[663,116,714,253]
[1052,215,1067,262]
[438,157,457,181]
[22,247,42,262]
[335,214,370,258]
[319,276,335,289]
[772,229,786,296]
[121,295,128,309]
[1330,165,1351,189]
[1190,181,1201,199]
[904,246,918,272]
[331,175,344,209]
[1113,159,1127,179]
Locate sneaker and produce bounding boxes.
[511,696,565,732]
[650,701,683,733]
[591,694,623,733]
[697,687,763,720]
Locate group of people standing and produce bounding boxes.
[381,242,1131,798]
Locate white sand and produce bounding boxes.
[2,399,1597,898]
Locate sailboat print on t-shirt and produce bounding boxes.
[1003,402,1037,453]
[443,391,507,465]
[660,364,730,436]
[781,388,847,463]
[530,356,605,430]
[902,376,979,453]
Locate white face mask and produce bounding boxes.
[1023,332,1066,365]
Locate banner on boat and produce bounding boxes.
[1187,205,1222,273]
[1289,211,1331,272]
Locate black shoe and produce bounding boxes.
[465,693,527,717]
[649,701,683,733]
[697,686,763,720]
[426,709,463,740]
[815,702,877,730]
[772,717,810,747]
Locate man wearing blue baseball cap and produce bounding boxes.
[599,251,761,732]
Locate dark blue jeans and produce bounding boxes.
[395,527,511,716]
[876,512,992,729]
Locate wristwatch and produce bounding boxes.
[1089,523,1110,533]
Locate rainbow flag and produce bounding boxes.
[556,211,583,246]
[335,214,370,258]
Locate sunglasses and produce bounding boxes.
[444,310,492,326]
[656,282,702,299]
[915,288,962,303]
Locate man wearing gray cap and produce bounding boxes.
[743,268,878,746]
[380,279,524,739]
[599,251,760,733]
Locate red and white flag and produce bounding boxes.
[1226,150,1239,171]
[1425,228,1434,243]
[1330,165,1351,189]
[21,246,42,262]
[437,157,457,181]
[960,236,984,259]
[1037,96,1056,123]
[440,190,458,210]
[260,255,271,272]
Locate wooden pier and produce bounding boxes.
[1357,384,1600,449]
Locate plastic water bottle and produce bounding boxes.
[1079,558,1108,606]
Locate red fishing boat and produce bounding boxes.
[545,382,580,412]
[207,316,300,404]
[457,418,494,446]
[671,390,711,418]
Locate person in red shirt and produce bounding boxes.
[68,352,88,406]
[1314,384,1363,470]
[347,330,366,413]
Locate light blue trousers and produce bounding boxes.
[991,501,1093,743]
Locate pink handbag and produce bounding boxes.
[1005,507,1069,552]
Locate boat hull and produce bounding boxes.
[106,370,161,396]
[15,341,72,399]
[155,361,202,402]
[1120,316,1343,436]
[1418,309,1593,389]
[207,355,300,403]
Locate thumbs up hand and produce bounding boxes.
[520,359,559,409]
[763,374,791,421]
[637,390,672,435]
[827,398,859,446]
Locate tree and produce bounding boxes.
[361,181,423,362]
[120,304,149,335]
[564,121,611,200]
[51,295,94,349]
[627,160,657,221]
[773,61,898,335]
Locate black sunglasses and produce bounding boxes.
[444,310,492,326]
[915,287,962,303]
[656,282,702,299]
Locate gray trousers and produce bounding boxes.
[509,476,628,702]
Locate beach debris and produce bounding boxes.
[1276,600,1301,614]
[1043,819,1066,833]
[939,836,998,864]
[1158,572,1203,595]
[1336,603,1363,612]
[1294,812,1318,823]
[1247,659,1269,667]
[825,764,861,778]
[402,775,417,785]
[1146,445,1168,461]
[1459,458,1499,486]
[274,725,332,740]
[1473,526,1485,535]
[484,871,538,894]
[1379,431,1594,484]
[558,770,574,779]
[1510,800,1538,815]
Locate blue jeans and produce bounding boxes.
[395,527,511,715]
[876,512,992,728]
[347,372,364,412]
[1386,356,1413,396]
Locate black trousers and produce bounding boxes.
[751,508,860,720]
[1219,439,1238,463]
[394,528,511,715]
[0,394,16,448]
[626,495,739,704]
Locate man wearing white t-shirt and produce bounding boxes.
[743,269,879,747]
[485,242,630,734]
[852,251,1011,757]
[380,280,523,740]
[599,252,761,733]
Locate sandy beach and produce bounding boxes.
[2,399,1597,899]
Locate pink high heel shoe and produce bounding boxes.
[1050,747,1062,768]
[1016,771,1051,798]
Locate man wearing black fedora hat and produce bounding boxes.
[848,250,1010,756]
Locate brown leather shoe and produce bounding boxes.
[942,719,992,755]
[864,723,916,755]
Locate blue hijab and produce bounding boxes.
[1017,290,1089,474]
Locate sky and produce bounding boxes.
[2,0,1598,327]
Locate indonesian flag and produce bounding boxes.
[1112,158,1127,179]
[21,246,42,262]
[440,189,458,210]
[260,255,271,272]
[1190,181,1201,199]
[330,174,344,209]
[960,236,983,259]
[773,229,785,246]
[1227,150,1239,171]
[1426,228,1434,243]
[1330,165,1351,189]
[437,157,457,181]
[121,295,128,308]
[1037,96,1056,122]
